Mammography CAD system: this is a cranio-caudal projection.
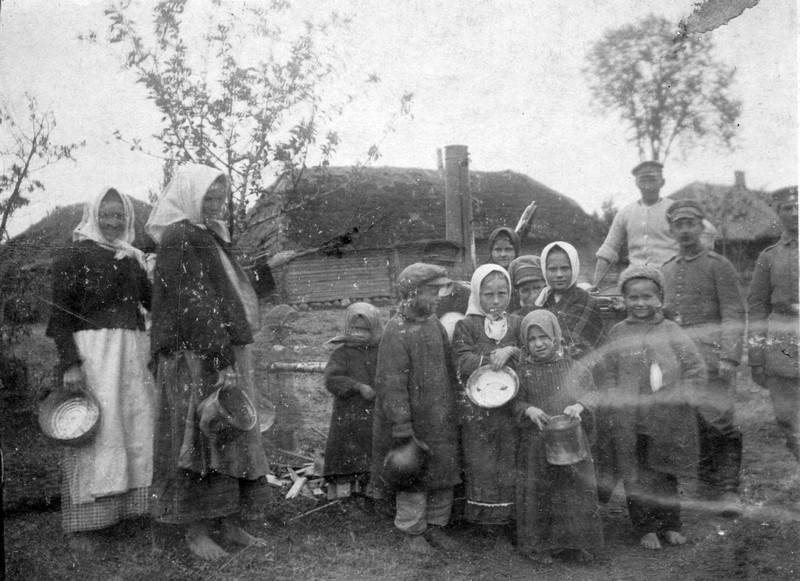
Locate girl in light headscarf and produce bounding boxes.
[513,310,603,564]
[452,264,521,533]
[535,241,605,361]
[147,164,295,561]
[46,187,155,552]
[323,303,384,497]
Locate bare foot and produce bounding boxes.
[404,534,436,555]
[424,526,460,552]
[662,530,686,546]
[220,518,268,547]
[640,532,662,550]
[187,522,229,560]
[575,549,595,562]
[526,550,554,564]
[67,533,99,553]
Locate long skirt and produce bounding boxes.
[151,346,269,525]
[62,329,155,533]
[462,404,517,524]
[516,429,604,555]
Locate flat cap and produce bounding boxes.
[771,186,798,207]
[666,199,705,222]
[422,239,464,264]
[508,255,544,286]
[396,263,452,298]
[631,160,664,177]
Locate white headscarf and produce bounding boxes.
[466,263,511,341]
[145,164,230,244]
[534,241,581,307]
[73,187,146,269]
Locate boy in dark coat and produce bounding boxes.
[601,265,707,551]
[370,263,461,554]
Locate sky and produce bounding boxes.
[0,0,796,238]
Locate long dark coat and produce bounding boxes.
[324,343,379,476]
[599,314,707,486]
[370,312,460,495]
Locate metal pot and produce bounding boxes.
[542,415,589,466]
[197,385,257,441]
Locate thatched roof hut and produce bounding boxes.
[667,172,782,275]
[238,166,604,260]
[667,174,781,243]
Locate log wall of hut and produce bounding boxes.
[280,248,394,305]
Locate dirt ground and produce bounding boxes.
[2,309,800,581]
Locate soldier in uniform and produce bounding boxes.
[748,186,800,462]
[662,200,746,515]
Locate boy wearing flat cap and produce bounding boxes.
[370,263,462,554]
[747,187,800,462]
[662,199,746,516]
[421,239,472,317]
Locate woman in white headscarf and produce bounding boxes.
[147,164,294,561]
[46,187,155,551]
[534,241,605,361]
[451,264,521,532]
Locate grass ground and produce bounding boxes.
[3,309,800,580]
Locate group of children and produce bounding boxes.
[321,231,710,564]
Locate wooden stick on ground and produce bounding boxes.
[287,500,342,522]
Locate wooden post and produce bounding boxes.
[443,145,476,274]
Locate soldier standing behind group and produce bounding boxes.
[662,200,746,516]
[747,187,800,462]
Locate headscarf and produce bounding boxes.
[534,241,581,307]
[73,187,146,269]
[508,255,543,287]
[487,227,521,261]
[328,302,383,347]
[520,309,563,361]
[145,164,230,244]
[466,263,511,341]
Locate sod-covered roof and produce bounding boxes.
[668,181,781,242]
[239,166,604,254]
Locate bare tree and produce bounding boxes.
[584,15,741,163]
[0,94,84,241]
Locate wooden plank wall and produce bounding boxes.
[282,248,394,304]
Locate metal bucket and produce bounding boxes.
[542,415,589,466]
[197,385,257,441]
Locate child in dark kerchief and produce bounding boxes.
[600,265,707,551]
[323,302,384,498]
[370,263,461,554]
[452,264,521,532]
[514,310,604,564]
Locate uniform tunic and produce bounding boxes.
[513,357,603,555]
[452,314,521,524]
[662,250,745,431]
[748,233,800,378]
[370,312,460,495]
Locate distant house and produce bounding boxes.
[240,166,604,305]
[668,171,782,276]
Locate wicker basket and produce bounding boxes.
[38,389,101,447]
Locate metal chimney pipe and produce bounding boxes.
[443,144,476,273]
